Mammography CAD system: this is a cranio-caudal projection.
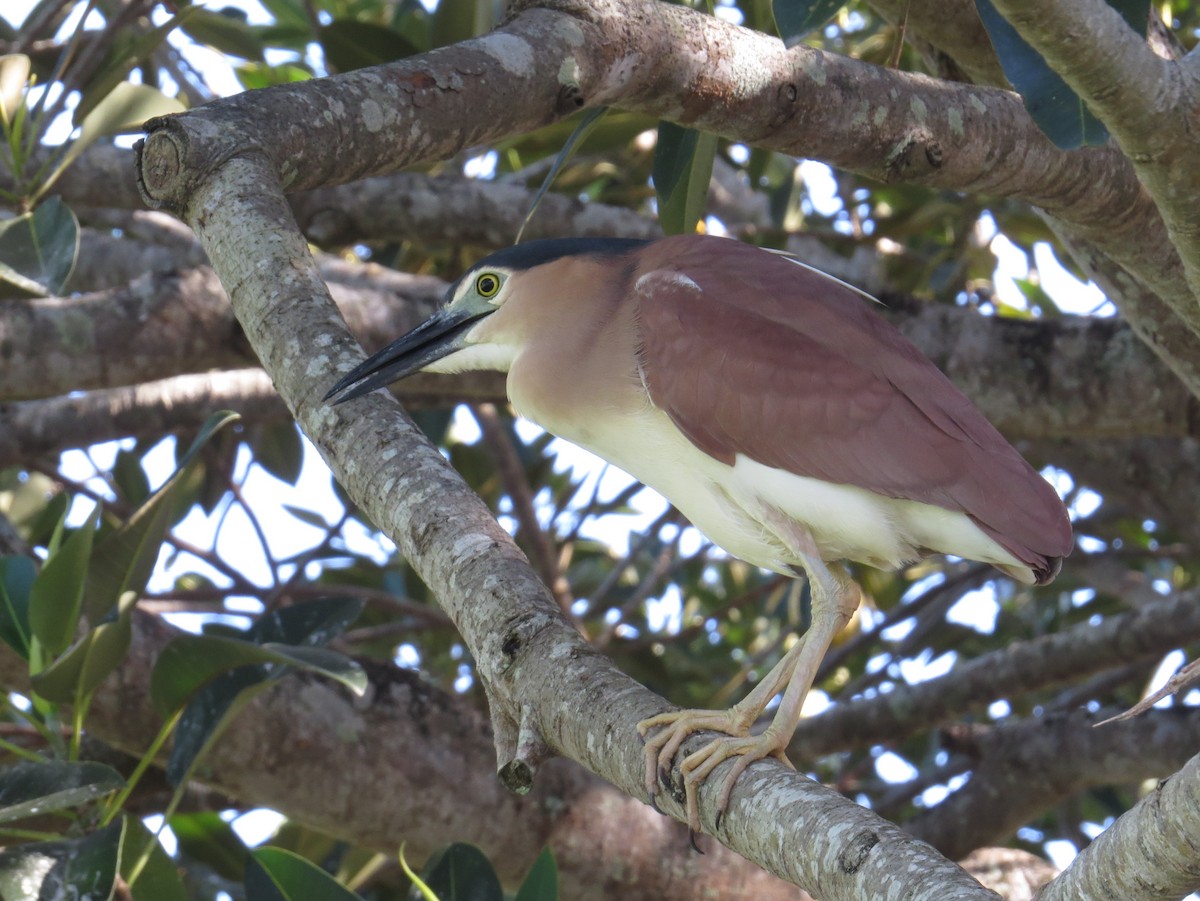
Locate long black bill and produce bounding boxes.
[323,308,485,404]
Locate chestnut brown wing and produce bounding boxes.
[632,239,1072,576]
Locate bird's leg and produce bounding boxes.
[638,521,861,834]
[638,630,812,799]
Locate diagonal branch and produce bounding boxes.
[1037,750,1200,900]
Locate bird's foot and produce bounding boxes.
[638,709,792,834]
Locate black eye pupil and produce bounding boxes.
[479,275,498,295]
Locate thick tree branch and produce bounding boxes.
[1038,750,1200,900]
[790,591,1200,759]
[0,263,444,400]
[907,709,1200,860]
[3,252,1188,440]
[290,172,660,247]
[121,0,1198,396]
[0,370,284,465]
[1046,437,1200,546]
[990,0,1200,307]
[882,295,1194,441]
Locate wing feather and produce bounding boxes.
[633,236,1071,577]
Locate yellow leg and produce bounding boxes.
[638,524,861,834]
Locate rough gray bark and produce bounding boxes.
[1037,751,1200,901]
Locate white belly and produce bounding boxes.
[511,383,1025,578]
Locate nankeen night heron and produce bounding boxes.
[325,234,1073,832]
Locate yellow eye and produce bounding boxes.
[475,272,502,298]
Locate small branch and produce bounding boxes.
[290,172,660,248]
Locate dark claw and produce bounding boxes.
[715,809,724,832]
[688,829,705,854]
[658,766,685,804]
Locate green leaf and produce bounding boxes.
[235,61,313,91]
[70,8,198,127]
[0,761,124,823]
[181,8,266,61]
[0,195,79,298]
[121,815,187,901]
[254,422,305,486]
[248,597,364,647]
[653,122,717,236]
[257,0,310,32]
[21,489,69,549]
[0,555,35,659]
[418,843,503,901]
[513,848,557,901]
[112,449,152,507]
[84,411,240,623]
[283,505,331,530]
[773,0,845,47]
[974,0,1149,149]
[319,20,419,72]
[31,590,138,704]
[515,107,608,243]
[1012,276,1063,318]
[246,847,364,900]
[166,666,271,787]
[169,810,249,881]
[150,632,367,716]
[0,819,123,901]
[29,504,99,656]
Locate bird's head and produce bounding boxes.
[324,237,646,404]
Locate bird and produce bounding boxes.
[324,233,1073,834]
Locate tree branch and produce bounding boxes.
[290,172,660,247]
[790,591,1200,759]
[1047,436,1200,546]
[989,0,1200,308]
[1037,750,1200,900]
[907,709,1200,859]
[0,370,283,466]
